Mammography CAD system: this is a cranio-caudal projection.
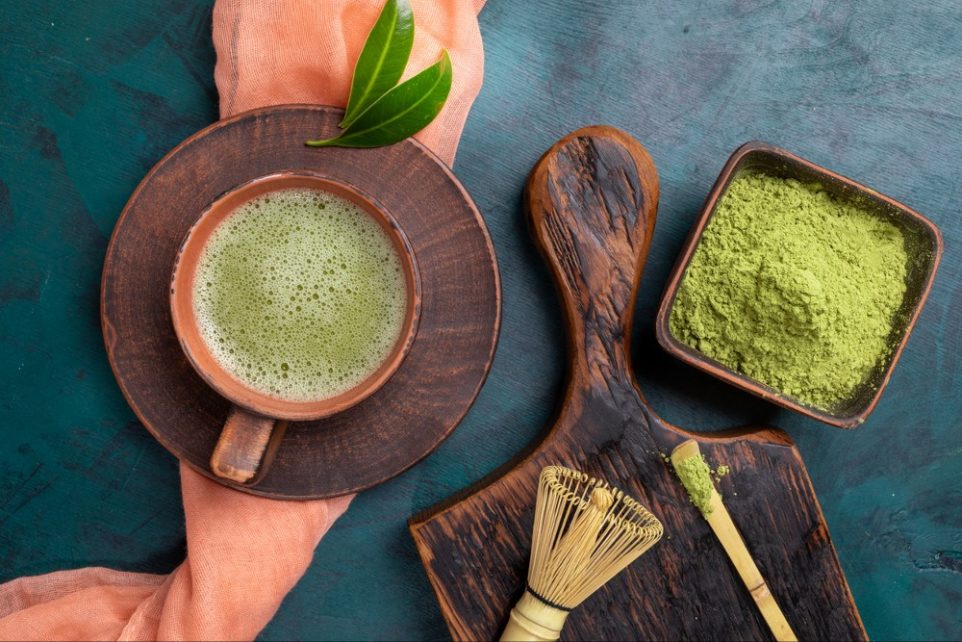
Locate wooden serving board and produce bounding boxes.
[409,126,866,641]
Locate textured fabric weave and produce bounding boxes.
[0,1,484,638]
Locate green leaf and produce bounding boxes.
[340,0,414,129]
[307,51,452,149]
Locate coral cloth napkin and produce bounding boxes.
[0,1,484,639]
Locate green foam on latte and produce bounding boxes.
[193,187,407,401]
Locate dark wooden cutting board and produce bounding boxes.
[409,126,866,641]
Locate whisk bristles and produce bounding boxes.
[528,466,663,609]
[501,466,663,641]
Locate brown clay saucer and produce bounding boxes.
[101,105,501,499]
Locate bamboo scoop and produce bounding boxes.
[670,439,797,642]
[501,466,664,642]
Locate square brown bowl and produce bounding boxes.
[655,141,943,428]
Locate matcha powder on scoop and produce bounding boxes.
[669,171,908,410]
[675,454,717,516]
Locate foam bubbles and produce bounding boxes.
[193,187,407,402]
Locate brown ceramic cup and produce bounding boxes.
[170,172,421,484]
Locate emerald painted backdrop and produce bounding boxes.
[2,1,960,639]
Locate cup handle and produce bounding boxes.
[210,407,287,484]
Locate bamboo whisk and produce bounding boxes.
[501,466,664,642]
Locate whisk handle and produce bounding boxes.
[500,591,568,642]
[525,126,659,379]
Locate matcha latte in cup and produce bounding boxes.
[170,173,420,484]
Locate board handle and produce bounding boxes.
[525,126,659,379]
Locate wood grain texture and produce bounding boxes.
[410,127,866,641]
[101,106,501,498]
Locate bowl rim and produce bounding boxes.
[654,140,944,428]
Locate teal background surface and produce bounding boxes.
[2,1,961,639]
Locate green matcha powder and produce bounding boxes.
[675,454,716,517]
[670,171,908,410]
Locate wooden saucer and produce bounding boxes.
[101,105,501,499]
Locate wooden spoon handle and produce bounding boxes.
[525,126,658,380]
[672,440,798,642]
[706,498,798,642]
